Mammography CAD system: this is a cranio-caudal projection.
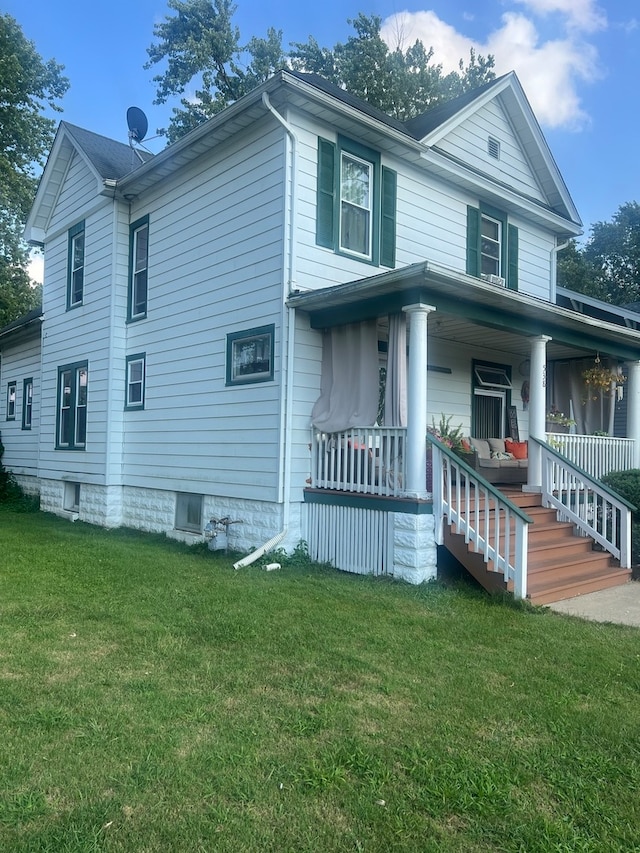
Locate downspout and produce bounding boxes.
[233,93,298,569]
[549,238,570,302]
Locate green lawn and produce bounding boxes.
[1,508,639,852]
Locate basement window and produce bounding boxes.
[488,137,500,160]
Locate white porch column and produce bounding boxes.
[403,303,436,498]
[626,360,640,469]
[526,334,552,491]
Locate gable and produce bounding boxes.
[412,72,581,229]
[433,97,547,205]
[47,149,99,234]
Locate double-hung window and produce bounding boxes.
[22,378,33,430]
[128,215,149,321]
[125,353,146,409]
[466,203,519,290]
[6,382,16,420]
[316,136,397,268]
[67,220,85,308]
[56,362,88,449]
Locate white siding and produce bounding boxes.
[121,117,286,501]
[289,110,557,302]
[435,100,546,203]
[38,196,120,485]
[47,151,97,235]
[0,334,41,475]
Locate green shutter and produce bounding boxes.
[507,224,519,291]
[316,138,336,248]
[466,206,480,276]
[380,167,397,268]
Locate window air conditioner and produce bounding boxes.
[486,274,506,287]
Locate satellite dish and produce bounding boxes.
[127,106,148,143]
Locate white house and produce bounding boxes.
[3,69,640,602]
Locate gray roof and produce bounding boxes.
[0,306,43,341]
[405,75,508,139]
[62,122,153,180]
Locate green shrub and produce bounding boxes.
[601,469,640,565]
[0,434,40,511]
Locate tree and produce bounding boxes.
[557,203,640,306]
[290,14,495,121]
[584,202,640,305]
[145,3,495,141]
[0,14,68,328]
[145,0,285,143]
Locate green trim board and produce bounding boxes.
[306,285,640,362]
[304,488,433,514]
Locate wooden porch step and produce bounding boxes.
[526,567,631,606]
[444,485,632,605]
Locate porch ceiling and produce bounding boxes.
[288,261,640,362]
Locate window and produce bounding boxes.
[125,353,146,409]
[22,378,33,429]
[226,325,274,385]
[175,493,203,533]
[481,214,502,278]
[64,482,81,512]
[56,362,88,449]
[128,215,149,321]
[316,136,397,268]
[466,204,518,290]
[6,381,16,420]
[67,220,85,308]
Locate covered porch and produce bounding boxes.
[290,261,640,597]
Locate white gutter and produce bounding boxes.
[233,94,298,569]
[549,238,571,302]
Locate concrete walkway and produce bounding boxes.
[547,580,640,627]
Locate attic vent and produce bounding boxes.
[488,137,500,160]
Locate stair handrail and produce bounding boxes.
[530,436,635,568]
[427,433,533,599]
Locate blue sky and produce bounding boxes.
[5,0,639,244]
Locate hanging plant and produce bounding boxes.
[581,357,626,402]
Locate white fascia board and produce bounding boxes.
[24,126,106,241]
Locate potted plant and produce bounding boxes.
[428,414,472,458]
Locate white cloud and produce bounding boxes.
[29,252,44,285]
[380,6,605,130]
[511,0,607,33]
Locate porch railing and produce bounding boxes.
[546,432,634,481]
[310,427,407,497]
[428,433,532,600]
[532,437,634,568]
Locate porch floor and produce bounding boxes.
[445,487,632,605]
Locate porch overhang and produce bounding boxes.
[287,262,640,362]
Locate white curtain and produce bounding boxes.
[383,312,407,427]
[311,320,379,433]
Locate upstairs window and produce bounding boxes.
[481,214,502,278]
[56,362,88,450]
[128,216,149,321]
[67,220,85,308]
[6,381,16,420]
[466,204,519,290]
[22,378,33,430]
[316,136,397,268]
[125,353,146,409]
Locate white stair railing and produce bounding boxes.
[533,437,634,568]
[428,434,532,600]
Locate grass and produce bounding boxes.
[1,508,640,852]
